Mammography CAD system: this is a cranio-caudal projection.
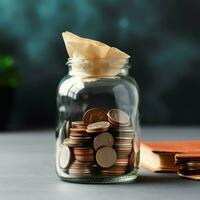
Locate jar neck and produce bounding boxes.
[67,58,130,78]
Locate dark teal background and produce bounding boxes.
[0,0,200,129]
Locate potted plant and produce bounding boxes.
[0,55,19,130]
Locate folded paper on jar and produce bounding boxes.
[62,31,130,77]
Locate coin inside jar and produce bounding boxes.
[71,121,87,128]
[65,121,70,138]
[107,109,130,125]
[93,132,114,150]
[96,147,117,168]
[83,108,108,124]
[86,121,110,133]
[59,145,71,169]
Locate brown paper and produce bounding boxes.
[62,31,130,77]
[62,31,130,59]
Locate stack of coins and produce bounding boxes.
[58,108,135,177]
[68,161,93,177]
[105,109,134,175]
[175,154,200,181]
[69,122,94,176]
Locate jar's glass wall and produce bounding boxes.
[56,74,140,183]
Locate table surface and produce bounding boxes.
[0,127,200,200]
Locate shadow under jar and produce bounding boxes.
[55,58,141,183]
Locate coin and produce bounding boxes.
[115,145,132,157]
[178,172,200,180]
[83,108,108,124]
[96,147,117,168]
[183,162,200,167]
[73,147,95,162]
[114,136,133,157]
[101,161,128,176]
[175,154,200,164]
[178,161,200,174]
[70,128,86,132]
[68,161,92,177]
[86,121,110,133]
[107,109,130,125]
[93,132,114,150]
[111,131,133,138]
[114,137,133,145]
[59,145,71,169]
[65,121,70,138]
[71,121,87,128]
[109,120,130,127]
[63,136,92,147]
[70,127,87,136]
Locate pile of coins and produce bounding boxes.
[58,108,135,177]
[175,154,200,180]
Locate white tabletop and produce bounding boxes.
[0,127,199,200]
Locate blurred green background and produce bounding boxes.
[0,0,200,130]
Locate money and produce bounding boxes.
[93,132,114,150]
[73,147,95,162]
[83,108,108,124]
[58,107,135,177]
[71,121,87,128]
[96,147,117,168]
[107,109,130,126]
[59,145,71,169]
[86,121,110,133]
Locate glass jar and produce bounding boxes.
[55,58,140,183]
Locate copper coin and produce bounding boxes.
[75,155,95,162]
[73,147,95,162]
[65,121,70,138]
[71,121,87,128]
[96,147,117,168]
[63,137,91,147]
[70,127,86,136]
[70,128,86,132]
[102,166,127,172]
[107,109,130,125]
[59,145,71,169]
[70,131,86,137]
[93,132,114,150]
[101,166,126,176]
[86,128,109,134]
[86,121,110,133]
[83,108,108,124]
[70,161,91,169]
